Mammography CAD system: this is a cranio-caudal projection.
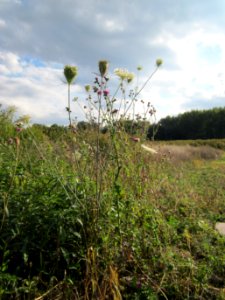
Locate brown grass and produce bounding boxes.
[152,144,223,162]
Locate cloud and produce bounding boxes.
[0,0,225,124]
[0,51,86,125]
[0,18,6,28]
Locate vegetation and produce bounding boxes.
[148,107,225,140]
[0,61,225,299]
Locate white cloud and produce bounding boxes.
[0,19,6,28]
[0,1,225,124]
[0,51,85,124]
[0,52,23,74]
[142,24,225,119]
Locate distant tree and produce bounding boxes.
[147,107,225,140]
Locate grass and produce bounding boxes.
[1,60,225,299]
[0,125,225,299]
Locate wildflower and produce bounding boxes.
[127,72,134,83]
[156,58,163,67]
[98,60,109,77]
[97,90,102,96]
[103,89,109,97]
[114,68,135,83]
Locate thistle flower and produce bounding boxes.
[97,90,102,96]
[156,58,163,67]
[103,89,110,97]
[98,60,109,77]
[64,65,78,84]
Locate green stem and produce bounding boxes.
[68,84,72,127]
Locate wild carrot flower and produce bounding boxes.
[114,68,135,83]
[126,72,134,83]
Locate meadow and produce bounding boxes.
[1,61,225,299]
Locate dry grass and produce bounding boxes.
[151,144,223,162]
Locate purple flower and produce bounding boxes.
[103,89,110,97]
[97,90,102,96]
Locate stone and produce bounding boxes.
[215,222,225,236]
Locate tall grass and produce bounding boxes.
[0,60,225,299]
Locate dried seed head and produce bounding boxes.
[64,65,78,84]
[98,60,109,77]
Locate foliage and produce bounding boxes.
[148,107,225,140]
[1,59,225,299]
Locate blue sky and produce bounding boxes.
[0,0,225,125]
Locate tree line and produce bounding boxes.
[147,107,225,140]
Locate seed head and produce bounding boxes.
[85,85,91,93]
[64,65,78,85]
[156,58,163,67]
[98,60,109,77]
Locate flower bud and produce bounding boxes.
[85,85,91,93]
[156,58,163,67]
[103,89,110,97]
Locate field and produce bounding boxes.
[0,123,225,299]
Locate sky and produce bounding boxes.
[0,0,225,125]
